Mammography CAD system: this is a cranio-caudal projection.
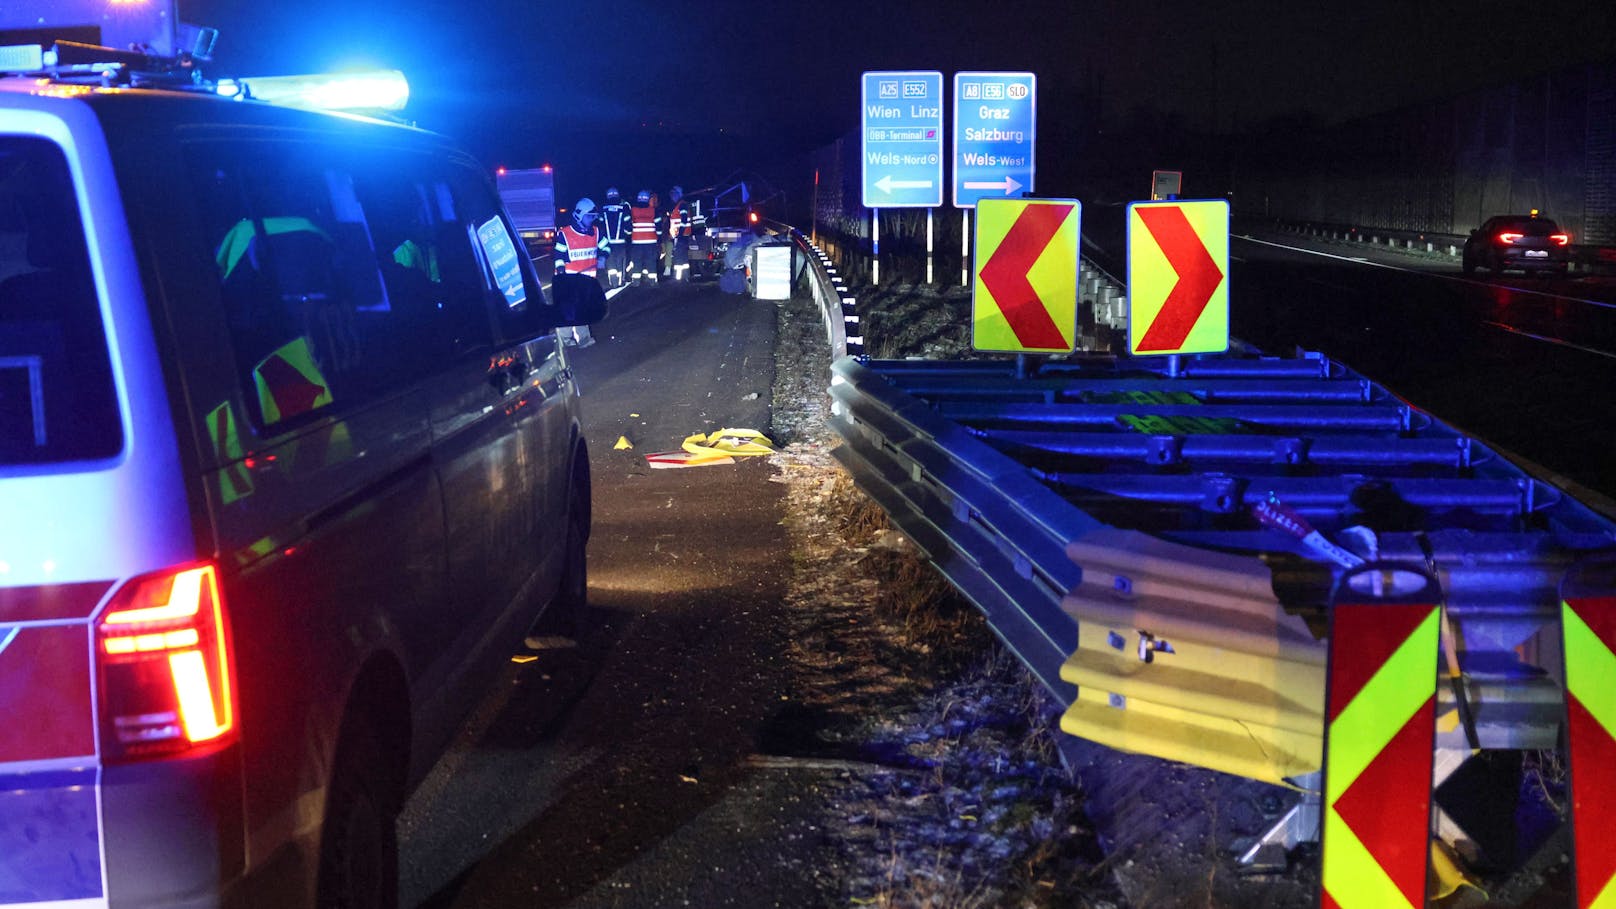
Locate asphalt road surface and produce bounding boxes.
[1226,228,1616,510]
[397,280,838,908]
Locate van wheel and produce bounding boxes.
[317,720,398,909]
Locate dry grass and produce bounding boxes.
[820,475,992,655]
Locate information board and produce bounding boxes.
[953,72,1036,209]
[861,71,944,208]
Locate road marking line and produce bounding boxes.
[1233,235,1616,310]
[1482,321,1616,361]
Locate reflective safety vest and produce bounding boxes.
[664,202,690,239]
[556,225,601,275]
[630,204,658,244]
[599,201,633,243]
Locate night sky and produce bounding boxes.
[180,0,1615,205]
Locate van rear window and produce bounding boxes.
[0,137,121,465]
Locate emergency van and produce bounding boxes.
[0,42,603,909]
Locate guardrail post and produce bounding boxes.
[1320,563,1442,909]
[1559,554,1616,909]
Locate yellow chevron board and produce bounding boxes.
[1320,566,1443,909]
[1058,530,1328,785]
[1559,559,1616,909]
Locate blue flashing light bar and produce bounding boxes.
[216,69,409,113]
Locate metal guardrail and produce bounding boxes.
[784,226,862,359]
[827,352,1616,792]
[1251,216,1616,270]
[795,228,1616,888]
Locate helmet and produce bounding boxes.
[635,189,651,205]
[669,185,684,201]
[605,186,621,202]
[572,197,597,228]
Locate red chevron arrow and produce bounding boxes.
[1135,205,1224,351]
[979,203,1072,350]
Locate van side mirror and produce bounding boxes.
[549,273,608,326]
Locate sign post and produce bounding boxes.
[953,72,1036,210]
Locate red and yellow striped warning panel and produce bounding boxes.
[1562,557,1616,909]
[1321,567,1441,909]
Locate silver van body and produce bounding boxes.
[0,79,592,908]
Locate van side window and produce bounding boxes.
[349,153,494,365]
[0,136,121,465]
[188,142,496,433]
[441,162,556,345]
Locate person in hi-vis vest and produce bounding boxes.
[554,198,606,347]
[662,185,692,282]
[628,189,660,285]
[598,186,633,288]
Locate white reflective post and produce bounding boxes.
[926,208,934,285]
[961,210,971,287]
[872,208,881,286]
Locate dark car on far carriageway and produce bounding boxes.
[1462,212,1570,276]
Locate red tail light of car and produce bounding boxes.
[1498,232,1524,244]
[1551,233,1570,246]
[95,563,236,761]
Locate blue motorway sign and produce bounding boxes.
[861,71,944,208]
[953,72,1036,209]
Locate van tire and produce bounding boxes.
[316,718,398,909]
[556,451,591,635]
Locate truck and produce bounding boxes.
[497,165,557,255]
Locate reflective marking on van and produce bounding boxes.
[0,624,96,764]
[0,581,114,624]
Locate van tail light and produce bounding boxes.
[1551,233,1570,246]
[1498,232,1524,244]
[95,564,236,761]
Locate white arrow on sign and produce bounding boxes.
[875,174,934,194]
[963,175,1024,196]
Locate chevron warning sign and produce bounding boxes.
[1127,199,1229,357]
[971,197,1080,354]
[1321,565,1442,909]
[1561,557,1616,909]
